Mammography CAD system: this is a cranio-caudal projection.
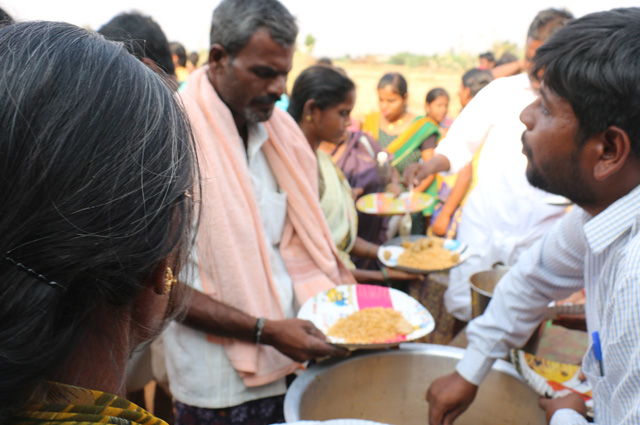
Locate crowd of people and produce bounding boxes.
[0,1,639,425]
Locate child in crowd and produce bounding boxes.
[424,88,452,135]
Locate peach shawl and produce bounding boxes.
[181,67,355,387]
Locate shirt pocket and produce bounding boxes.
[261,189,287,246]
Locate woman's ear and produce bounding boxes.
[303,98,318,123]
[593,125,631,181]
[144,258,170,296]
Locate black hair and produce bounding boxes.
[189,51,200,67]
[495,52,518,66]
[461,68,494,97]
[0,7,12,27]
[377,72,407,97]
[98,12,175,76]
[533,8,640,156]
[0,21,196,418]
[478,51,495,62]
[317,57,333,66]
[170,41,187,67]
[425,87,449,104]
[287,65,355,123]
[528,8,574,41]
[210,0,297,57]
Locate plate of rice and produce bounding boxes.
[297,284,434,349]
[378,235,469,273]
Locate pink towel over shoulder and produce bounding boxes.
[181,67,355,387]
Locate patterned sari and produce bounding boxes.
[10,382,166,425]
[363,112,441,220]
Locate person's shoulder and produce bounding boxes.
[482,72,529,93]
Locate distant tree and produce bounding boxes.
[305,34,316,54]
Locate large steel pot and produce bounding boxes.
[284,344,544,424]
[470,267,545,354]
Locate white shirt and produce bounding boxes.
[163,122,295,408]
[457,184,640,424]
[435,73,566,321]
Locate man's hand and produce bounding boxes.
[539,394,587,424]
[426,372,478,425]
[260,318,349,362]
[403,162,436,188]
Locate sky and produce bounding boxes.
[3,1,639,57]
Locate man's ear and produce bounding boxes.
[593,126,632,181]
[208,43,228,72]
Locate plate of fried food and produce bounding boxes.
[355,192,434,216]
[378,235,469,274]
[297,284,434,349]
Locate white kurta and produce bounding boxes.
[435,73,567,321]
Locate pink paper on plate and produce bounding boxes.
[356,284,394,310]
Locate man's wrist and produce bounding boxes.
[254,317,267,344]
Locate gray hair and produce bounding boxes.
[0,20,197,416]
[210,0,298,57]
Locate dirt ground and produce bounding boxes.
[289,54,465,123]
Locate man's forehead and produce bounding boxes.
[234,28,294,69]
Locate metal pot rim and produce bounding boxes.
[283,343,523,423]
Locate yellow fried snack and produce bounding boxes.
[326,307,414,344]
[396,237,459,270]
[383,250,392,261]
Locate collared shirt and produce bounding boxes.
[457,184,640,424]
[164,122,294,409]
[434,73,566,321]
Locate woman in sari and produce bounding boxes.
[288,66,421,285]
[0,22,196,425]
[363,73,441,235]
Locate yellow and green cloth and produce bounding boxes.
[10,382,166,425]
[362,113,441,216]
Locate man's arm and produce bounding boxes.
[177,283,349,362]
[427,208,588,424]
[403,82,499,188]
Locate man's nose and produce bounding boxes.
[267,74,286,97]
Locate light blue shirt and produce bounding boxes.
[457,184,640,424]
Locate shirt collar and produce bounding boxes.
[584,184,640,254]
[246,122,269,165]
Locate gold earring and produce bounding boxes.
[164,267,177,295]
[306,115,312,122]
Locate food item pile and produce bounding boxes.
[326,307,414,344]
[396,237,459,270]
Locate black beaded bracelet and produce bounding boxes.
[254,317,266,344]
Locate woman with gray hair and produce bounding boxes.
[0,21,196,425]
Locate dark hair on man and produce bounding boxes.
[479,51,495,63]
[98,12,175,76]
[189,51,200,67]
[495,51,518,66]
[170,41,187,67]
[377,72,408,97]
[425,87,449,104]
[528,8,574,42]
[0,7,13,27]
[317,57,333,66]
[210,0,298,57]
[533,8,640,155]
[0,21,196,416]
[462,68,494,97]
[287,65,355,123]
